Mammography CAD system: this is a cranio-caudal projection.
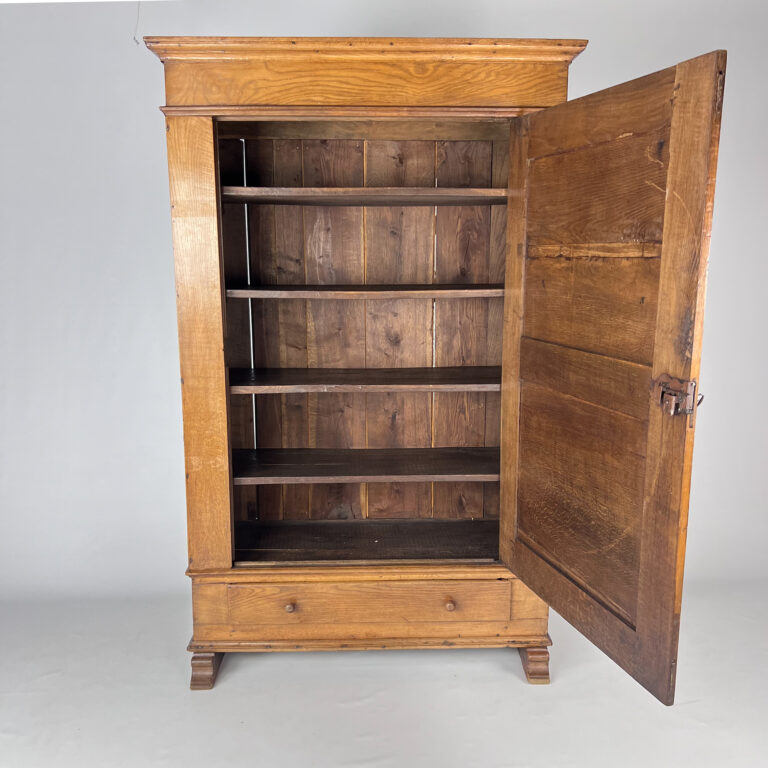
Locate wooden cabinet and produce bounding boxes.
[146,37,725,705]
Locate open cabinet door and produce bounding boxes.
[500,51,725,704]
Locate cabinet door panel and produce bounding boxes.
[500,52,726,704]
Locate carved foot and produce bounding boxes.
[518,646,550,685]
[190,652,224,690]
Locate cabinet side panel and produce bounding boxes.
[166,116,233,570]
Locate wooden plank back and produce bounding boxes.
[364,139,435,519]
[225,130,509,522]
[303,140,367,520]
[433,141,501,519]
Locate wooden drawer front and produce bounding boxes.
[227,580,511,626]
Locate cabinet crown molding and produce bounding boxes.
[144,36,588,63]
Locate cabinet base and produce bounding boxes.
[518,646,550,684]
[188,639,552,690]
[190,652,224,690]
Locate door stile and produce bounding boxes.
[499,118,529,564]
[634,51,726,703]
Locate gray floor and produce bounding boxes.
[2,581,766,768]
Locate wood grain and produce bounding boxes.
[190,652,224,690]
[232,447,500,484]
[227,283,504,299]
[147,36,591,690]
[222,186,508,205]
[191,572,549,645]
[169,105,533,119]
[218,138,251,404]
[484,137,509,518]
[190,634,550,651]
[218,119,512,141]
[518,382,646,625]
[166,116,232,570]
[518,646,550,684]
[434,140,496,519]
[499,119,529,563]
[233,519,499,561]
[365,139,435,519]
[218,138,257,522]
[271,140,310,520]
[226,578,510,624]
[527,66,675,158]
[503,51,726,705]
[527,130,669,246]
[147,36,588,61]
[635,51,726,704]
[527,243,661,259]
[229,366,501,393]
[164,59,569,108]
[146,37,586,108]
[303,140,367,520]
[520,338,651,420]
[523,255,661,364]
[235,135,511,524]
[197,562,516,583]
[245,138,283,521]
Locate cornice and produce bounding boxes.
[145,36,588,64]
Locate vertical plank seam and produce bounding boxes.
[430,140,438,518]
[301,139,313,519]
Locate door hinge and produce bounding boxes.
[653,374,699,426]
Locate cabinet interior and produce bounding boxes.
[217,119,512,564]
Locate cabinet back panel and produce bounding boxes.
[218,125,508,522]
[433,140,505,520]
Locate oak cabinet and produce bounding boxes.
[146,37,725,704]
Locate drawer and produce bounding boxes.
[226,580,512,626]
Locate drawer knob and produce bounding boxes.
[284,602,296,613]
[444,599,456,612]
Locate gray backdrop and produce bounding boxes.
[1,0,765,600]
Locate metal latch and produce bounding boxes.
[653,374,701,425]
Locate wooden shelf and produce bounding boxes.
[234,519,499,562]
[226,283,504,299]
[221,186,508,206]
[229,366,501,394]
[232,447,500,485]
